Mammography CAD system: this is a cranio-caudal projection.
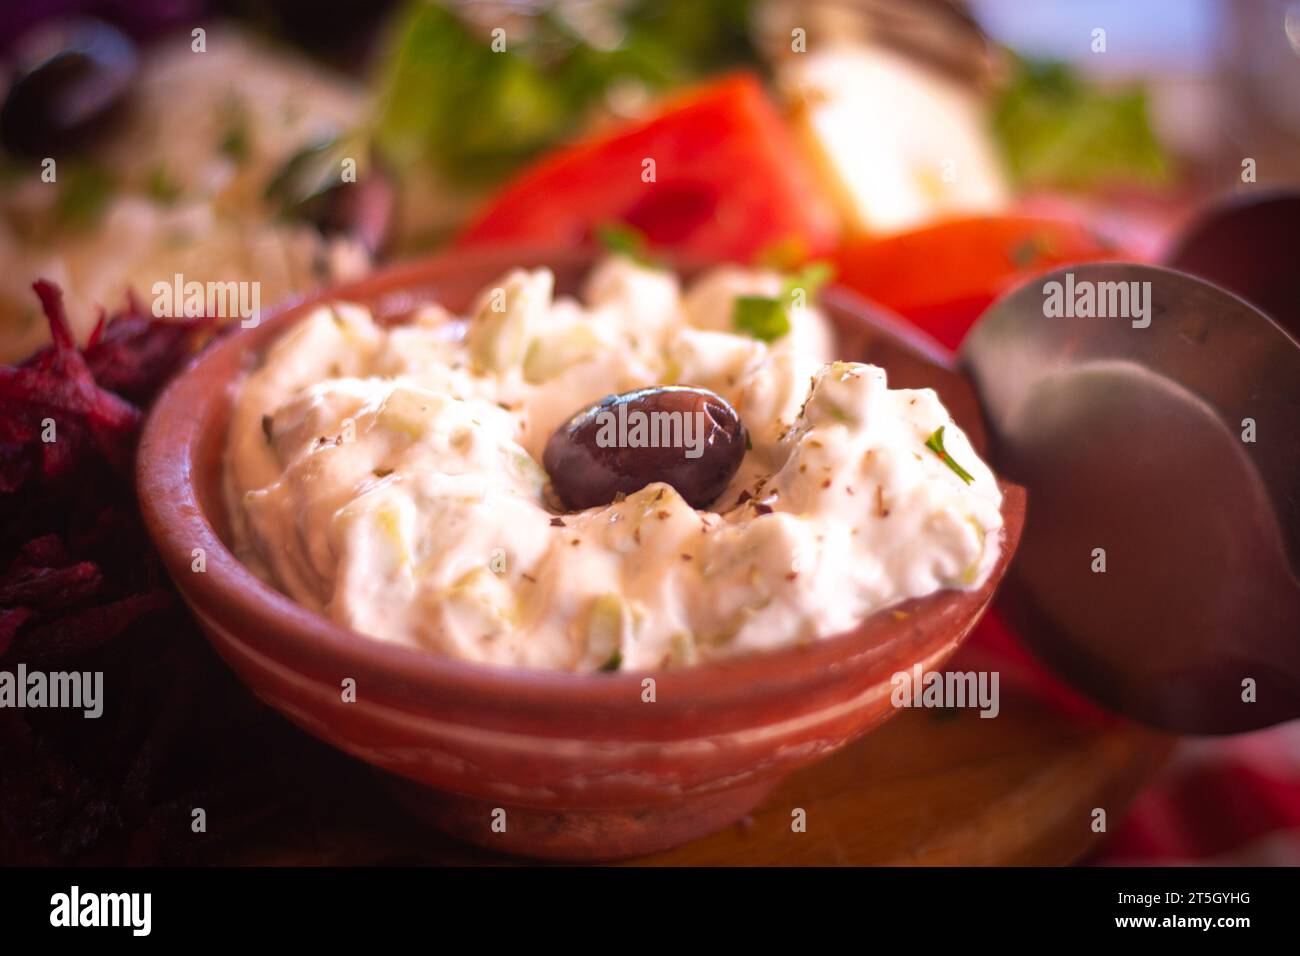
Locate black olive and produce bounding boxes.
[264,136,394,255]
[543,386,748,511]
[0,18,137,158]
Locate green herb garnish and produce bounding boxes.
[732,260,833,342]
[56,164,114,229]
[596,221,643,256]
[219,104,251,164]
[781,261,834,300]
[925,426,975,485]
[595,221,661,268]
[147,165,181,205]
[732,295,790,342]
[598,649,623,672]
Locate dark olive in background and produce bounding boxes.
[544,386,748,511]
[0,18,138,157]
[214,0,399,70]
[264,136,395,255]
[1164,190,1300,343]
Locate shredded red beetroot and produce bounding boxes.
[0,282,200,861]
[0,282,188,632]
[2,282,140,485]
[0,282,401,864]
[0,283,367,864]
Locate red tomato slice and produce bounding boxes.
[457,74,839,264]
[834,216,1123,350]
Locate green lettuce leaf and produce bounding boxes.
[992,57,1170,191]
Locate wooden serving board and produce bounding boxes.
[636,692,1170,866]
[225,681,1170,866]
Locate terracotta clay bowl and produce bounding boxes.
[137,246,1026,861]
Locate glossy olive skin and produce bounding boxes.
[0,19,137,157]
[544,386,748,511]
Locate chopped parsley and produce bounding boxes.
[925,426,975,485]
[732,260,834,343]
[781,261,833,301]
[598,648,623,672]
[594,221,663,268]
[732,295,790,342]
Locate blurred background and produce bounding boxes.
[2,0,1298,865]
[4,0,1300,358]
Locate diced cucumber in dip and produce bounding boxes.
[224,256,1003,671]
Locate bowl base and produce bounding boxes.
[388,778,780,862]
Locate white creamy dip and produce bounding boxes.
[225,256,1004,671]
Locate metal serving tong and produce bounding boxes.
[961,191,1300,734]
